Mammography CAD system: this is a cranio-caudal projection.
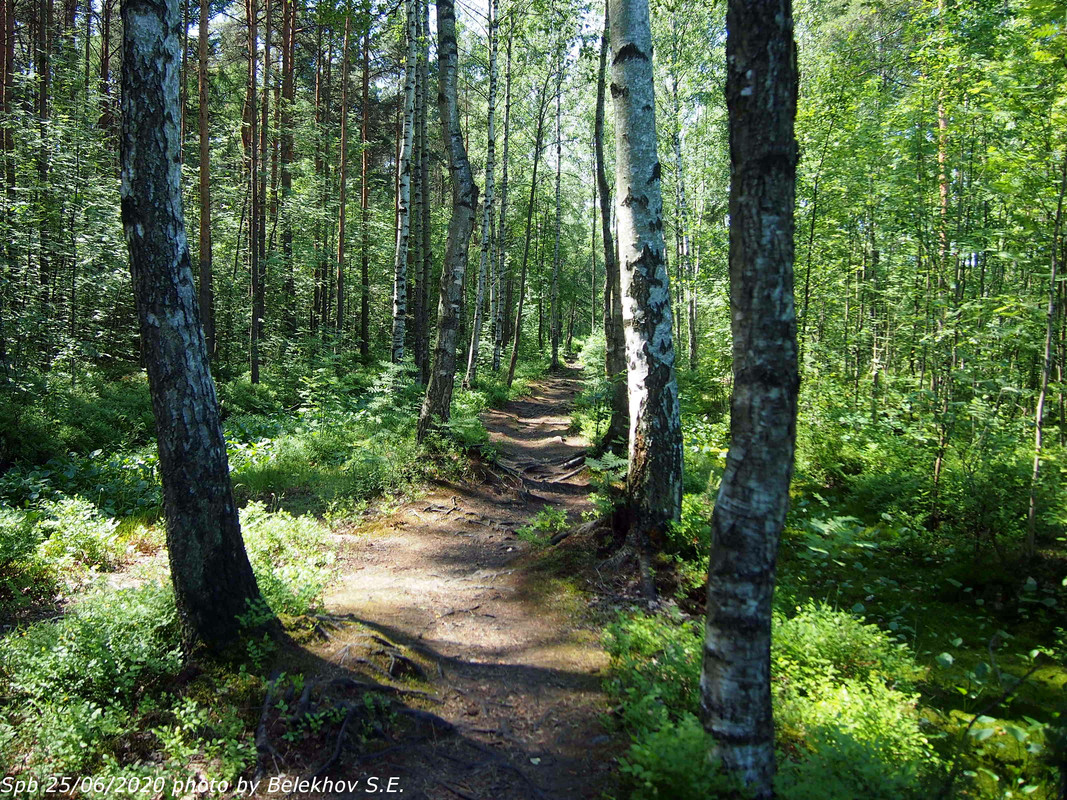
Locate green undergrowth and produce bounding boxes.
[0,353,548,794]
[571,360,1066,798]
[0,501,335,794]
[603,603,941,800]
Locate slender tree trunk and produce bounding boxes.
[280,0,295,333]
[256,0,270,348]
[415,0,431,380]
[336,13,351,333]
[506,78,550,387]
[550,54,562,370]
[1027,154,1067,560]
[360,9,371,360]
[492,27,512,373]
[391,0,417,361]
[411,0,425,376]
[198,0,213,358]
[609,0,683,599]
[246,0,261,382]
[100,0,113,131]
[417,0,478,442]
[699,0,799,795]
[595,0,626,451]
[121,0,266,652]
[464,0,497,386]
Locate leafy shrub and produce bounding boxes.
[36,495,121,570]
[603,610,703,731]
[667,494,713,559]
[516,507,569,547]
[604,604,938,800]
[0,374,155,467]
[239,502,335,615]
[773,601,918,688]
[218,376,283,417]
[0,582,181,705]
[620,714,743,800]
[0,448,161,518]
[775,675,938,800]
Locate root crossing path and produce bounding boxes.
[303,366,620,799]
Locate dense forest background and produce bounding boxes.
[0,0,1065,796]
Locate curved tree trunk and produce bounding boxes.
[699,0,799,795]
[609,0,683,599]
[121,0,266,652]
[417,0,478,442]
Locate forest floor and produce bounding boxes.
[270,365,624,799]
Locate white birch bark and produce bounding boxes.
[417,0,478,441]
[608,0,683,597]
[391,0,417,363]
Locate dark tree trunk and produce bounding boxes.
[360,10,371,360]
[336,12,351,332]
[699,0,799,795]
[506,79,549,387]
[416,0,478,442]
[595,0,626,452]
[121,0,266,652]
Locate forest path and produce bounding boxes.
[296,365,620,799]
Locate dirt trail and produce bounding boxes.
[299,367,619,799]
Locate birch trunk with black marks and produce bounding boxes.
[391,0,417,362]
[491,24,512,373]
[415,0,432,381]
[699,0,799,795]
[121,0,266,652]
[464,0,497,387]
[596,0,626,452]
[609,0,683,598]
[417,0,478,442]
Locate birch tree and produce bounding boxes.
[417,0,478,441]
[121,0,266,651]
[391,0,417,362]
[463,0,497,387]
[699,0,799,795]
[609,0,683,598]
